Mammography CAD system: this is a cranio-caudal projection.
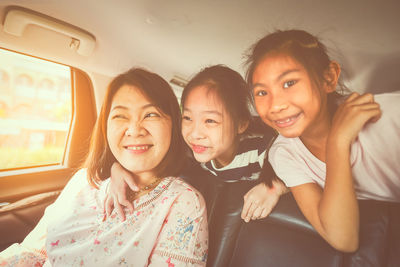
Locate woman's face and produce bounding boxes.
[181,85,238,168]
[107,85,172,179]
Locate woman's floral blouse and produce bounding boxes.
[0,169,208,266]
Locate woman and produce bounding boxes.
[0,68,208,266]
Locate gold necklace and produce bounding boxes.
[127,177,162,201]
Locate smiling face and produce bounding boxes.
[181,85,239,168]
[252,53,331,139]
[107,84,172,179]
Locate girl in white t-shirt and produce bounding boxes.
[245,29,400,252]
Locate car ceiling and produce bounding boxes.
[0,0,399,97]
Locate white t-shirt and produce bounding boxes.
[269,92,400,202]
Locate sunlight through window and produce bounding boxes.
[0,49,72,170]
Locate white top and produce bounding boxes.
[0,169,208,266]
[269,92,400,202]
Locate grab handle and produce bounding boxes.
[3,8,96,56]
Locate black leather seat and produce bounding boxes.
[184,167,400,267]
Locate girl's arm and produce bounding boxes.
[149,187,208,266]
[241,178,287,222]
[291,93,381,252]
[104,162,139,221]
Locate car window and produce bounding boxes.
[0,49,72,170]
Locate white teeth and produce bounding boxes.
[275,113,299,124]
[276,117,292,124]
[126,145,148,150]
[280,118,291,123]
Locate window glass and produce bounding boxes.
[0,49,72,170]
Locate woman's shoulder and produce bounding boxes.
[169,177,205,198]
[167,177,206,211]
[47,169,96,211]
[63,168,91,190]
